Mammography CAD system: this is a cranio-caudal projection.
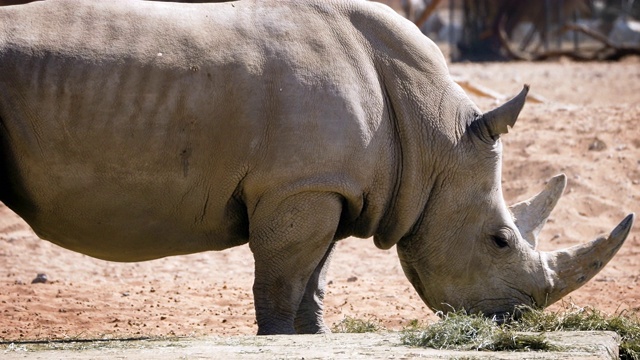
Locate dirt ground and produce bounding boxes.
[1,57,639,342]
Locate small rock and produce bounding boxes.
[347,276,358,283]
[31,273,48,284]
[588,138,607,151]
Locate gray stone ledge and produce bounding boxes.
[1,331,619,359]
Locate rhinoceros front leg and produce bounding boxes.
[249,192,341,335]
[294,241,336,334]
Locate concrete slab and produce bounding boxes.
[1,331,619,359]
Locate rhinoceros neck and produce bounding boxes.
[371,82,470,249]
[350,9,474,249]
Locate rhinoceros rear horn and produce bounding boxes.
[541,213,635,306]
[510,174,567,249]
[480,85,529,139]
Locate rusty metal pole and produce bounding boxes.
[557,0,564,49]
[449,0,456,60]
[544,0,551,52]
[573,10,579,51]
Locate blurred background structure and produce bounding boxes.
[377,0,640,61]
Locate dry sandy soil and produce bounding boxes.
[1,57,639,342]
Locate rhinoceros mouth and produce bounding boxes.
[486,311,518,324]
[465,293,533,318]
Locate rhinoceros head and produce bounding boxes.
[396,86,635,319]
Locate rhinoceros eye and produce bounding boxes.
[491,233,510,249]
[490,227,515,250]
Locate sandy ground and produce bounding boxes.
[1,58,639,341]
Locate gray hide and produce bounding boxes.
[0,0,634,335]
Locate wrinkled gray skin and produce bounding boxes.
[0,0,634,335]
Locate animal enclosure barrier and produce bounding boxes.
[403,0,640,61]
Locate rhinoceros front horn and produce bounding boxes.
[541,213,635,306]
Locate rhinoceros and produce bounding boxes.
[0,0,634,335]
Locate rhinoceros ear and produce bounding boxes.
[477,85,529,140]
[510,174,567,249]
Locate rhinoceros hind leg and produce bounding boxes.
[249,192,341,335]
[294,241,336,334]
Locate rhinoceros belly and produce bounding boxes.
[0,151,250,261]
